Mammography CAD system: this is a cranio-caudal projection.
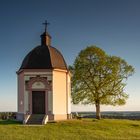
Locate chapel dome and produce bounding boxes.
[19,31,67,70]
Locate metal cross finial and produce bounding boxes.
[42,20,50,32]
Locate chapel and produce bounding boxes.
[16,21,71,124]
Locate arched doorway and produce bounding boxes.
[26,76,51,114]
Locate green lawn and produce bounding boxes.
[0,119,140,140]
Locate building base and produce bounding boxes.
[16,113,72,123]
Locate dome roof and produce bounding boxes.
[20,45,67,70]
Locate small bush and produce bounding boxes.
[0,112,16,120]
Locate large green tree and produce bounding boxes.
[70,46,134,119]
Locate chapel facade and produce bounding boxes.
[16,22,71,124]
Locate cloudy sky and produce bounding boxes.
[0,0,140,111]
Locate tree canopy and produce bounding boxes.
[70,46,134,119]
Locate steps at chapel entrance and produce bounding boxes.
[26,114,45,124]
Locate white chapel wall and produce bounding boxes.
[67,73,71,114]
[18,73,24,113]
[52,70,67,114]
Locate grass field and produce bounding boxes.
[0,119,140,140]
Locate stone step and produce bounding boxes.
[27,114,45,124]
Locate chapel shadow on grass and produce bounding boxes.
[0,119,22,125]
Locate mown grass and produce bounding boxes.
[0,119,140,140]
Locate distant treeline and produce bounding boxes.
[72,111,140,120]
[0,112,16,120]
[1,111,140,120]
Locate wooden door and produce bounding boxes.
[32,91,45,114]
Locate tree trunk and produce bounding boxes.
[95,103,101,119]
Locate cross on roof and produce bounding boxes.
[42,20,50,32]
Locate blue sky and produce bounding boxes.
[0,0,140,111]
